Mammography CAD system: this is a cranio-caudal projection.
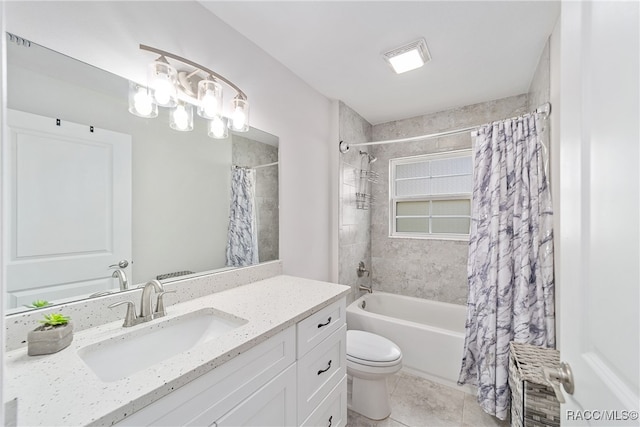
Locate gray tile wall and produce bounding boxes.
[527,38,551,111]
[338,102,373,304]
[527,37,553,185]
[232,135,279,263]
[365,95,529,305]
[339,71,550,305]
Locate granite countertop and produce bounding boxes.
[4,275,349,426]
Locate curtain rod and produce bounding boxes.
[338,102,551,153]
[234,161,278,170]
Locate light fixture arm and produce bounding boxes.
[140,44,247,100]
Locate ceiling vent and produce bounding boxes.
[383,38,431,74]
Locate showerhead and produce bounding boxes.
[360,150,377,164]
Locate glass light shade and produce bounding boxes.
[169,102,194,131]
[128,81,158,118]
[208,115,228,139]
[197,79,223,119]
[148,60,177,107]
[229,97,249,132]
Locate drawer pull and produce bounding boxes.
[317,360,332,375]
[317,317,332,328]
[328,415,333,427]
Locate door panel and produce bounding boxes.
[559,2,639,424]
[15,131,111,256]
[4,109,132,308]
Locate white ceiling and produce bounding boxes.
[201,1,559,125]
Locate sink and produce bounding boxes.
[78,308,247,382]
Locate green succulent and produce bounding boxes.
[26,299,51,309]
[39,313,71,327]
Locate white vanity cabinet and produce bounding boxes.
[296,299,347,427]
[116,297,347,427]
[117,326,297,427]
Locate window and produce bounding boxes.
[390,150,472,240]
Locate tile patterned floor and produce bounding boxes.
[347,372,509,427]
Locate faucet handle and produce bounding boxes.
[357,261,370,278]
[108,259,129,269]
[155,290,176,317]
[108,300,137,327]
[89,290,114,298]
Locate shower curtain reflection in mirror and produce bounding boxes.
[226,167,259,267]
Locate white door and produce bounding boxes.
[558,2,639,425]
[3,109,132,308]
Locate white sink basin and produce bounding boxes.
[78,308,247,382]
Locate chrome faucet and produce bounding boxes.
[140,280,165,320]
[108,280,175,327]
[358,284,373,293]
[111,269,129,291]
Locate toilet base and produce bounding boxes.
[350,376,392,420]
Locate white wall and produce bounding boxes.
[4,1,334,281]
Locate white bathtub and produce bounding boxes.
[346,292,467,387]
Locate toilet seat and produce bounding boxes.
[347,330,402,367]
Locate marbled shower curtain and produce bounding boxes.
[458,114,555,420]
[226,167,259,267]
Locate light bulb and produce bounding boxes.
[153,77,173,105]
[128,81,157,118]
[209,116,226,138]
[232,107,247,131]
[202,92,219,118]
[133,89,153,116]
[173,105,189,130]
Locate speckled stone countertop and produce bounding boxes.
[5,275,349,427]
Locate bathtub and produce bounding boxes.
[346,292,467,387]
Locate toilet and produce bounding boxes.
[346,330,403,420]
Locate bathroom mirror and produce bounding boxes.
[4,35,279,313]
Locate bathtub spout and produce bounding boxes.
[358,284,373,293]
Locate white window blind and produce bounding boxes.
[390,150,472,239]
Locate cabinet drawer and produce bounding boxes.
[117,327,295,426]
[301,375,347,427]
[212,363,297,427]
[297,325,346,422]
[297,298,345,358]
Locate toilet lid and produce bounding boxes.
[347,330,402,363]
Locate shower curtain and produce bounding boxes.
[226,167,259,267]
[458,114,555,420]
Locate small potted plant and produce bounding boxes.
[27,313,73,356]
[24,299,51,309]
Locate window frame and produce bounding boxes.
[389,149,473,241]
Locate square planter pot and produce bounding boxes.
[27,322,73,356]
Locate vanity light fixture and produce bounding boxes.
[208,115,229,139]
[148,57,178,107]
[170,101,194,132]
[128,44,249,138]
[128,81,158,118]
[383,38,431,74]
